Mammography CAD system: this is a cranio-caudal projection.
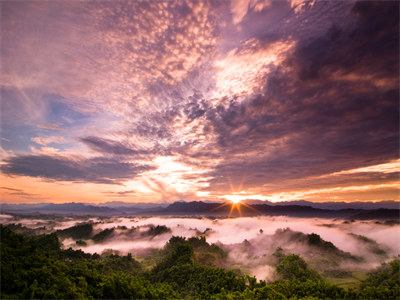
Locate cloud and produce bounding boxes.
[37,123,65,131]
[1,1,221,115]
[331,160,400,176]
[31,136,65,146]
[80,136,147,156]
[0,187,21,192]
[230,0,251,25]
[1,1,398,202]
[300,1,398,83]
[0,155,155,184]
[102,190,136,197]
[0,87,47,128]
[190,1,399,194]
[0,186,41,200]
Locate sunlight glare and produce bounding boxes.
[224,195,243,204]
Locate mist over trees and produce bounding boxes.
[1,224,399,299]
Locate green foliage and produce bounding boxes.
[5,223,44,235]
[57,223,93,240]
[1,225,96,299]
[101,253,142,275]
[161,235,227,266]
[151,262,246,298]
[273,246,285,263]
[322,268,353,278]
[360,259,400,299]
[76,239,87,246]
[92,228,114,243]
[276,254,322,282]
[146,225,171,236]
[189,236,228,266]
[149,236,245,298]
[163,235,186,252]
[269,278,358,299]
[153,243,194,273]
[1,225,399,300]
[307,233,336,251]
[100,272,178,299]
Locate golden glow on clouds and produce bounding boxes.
[224,195,243,203]
[1,160,398,204]
[213,40,295,99]
[332,159,400,175]
[221,193,269,202]
[196,191,210,197]
[230,0,273,25]
[224,195,244,204]
[133,156,212,202]
[266,183,400,203]
[291,0,316,13]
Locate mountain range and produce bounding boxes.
[1,200,399,220]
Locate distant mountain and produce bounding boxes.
[1,203,49,210]
[351,208,400,220]
[41,203,118,213]
[1,201,399,220]
[244,200,400,210]
[158,201,400,219]
[160,201,361,218]
[162,201,223,214]
[97,201,168,209]
[1,202,118,215]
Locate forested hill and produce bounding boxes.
[1,225,399,299]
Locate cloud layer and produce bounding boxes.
[1,0,398,203]
[1,155,154,184]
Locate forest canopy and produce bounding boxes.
[1,225,399,299]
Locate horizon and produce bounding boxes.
[1,0,399,205]
[1,198,399,208]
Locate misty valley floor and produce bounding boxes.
[1,214,399,299]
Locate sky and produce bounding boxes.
[0,0,399,204]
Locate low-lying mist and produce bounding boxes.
[1,214,399,282]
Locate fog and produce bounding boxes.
[91,216,399,256]
[2,214,399,281]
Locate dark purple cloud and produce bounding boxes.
[1,155,155,184]
[184,1,399,193]
[80,136,146,156]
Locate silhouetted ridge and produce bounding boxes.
[40,203,118,213]
[1,201,399,219]
[164,201,222,213]
[352,208,400,220]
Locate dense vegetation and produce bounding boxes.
[57,223,94,240]
[1,225,399,299]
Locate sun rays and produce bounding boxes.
[211,173,260,217]
[212,199,259,217]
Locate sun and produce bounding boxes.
[218,195,245,217]
[225,195,243,204]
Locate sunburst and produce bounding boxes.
[213,198,258,217]
[213,172,259,217]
